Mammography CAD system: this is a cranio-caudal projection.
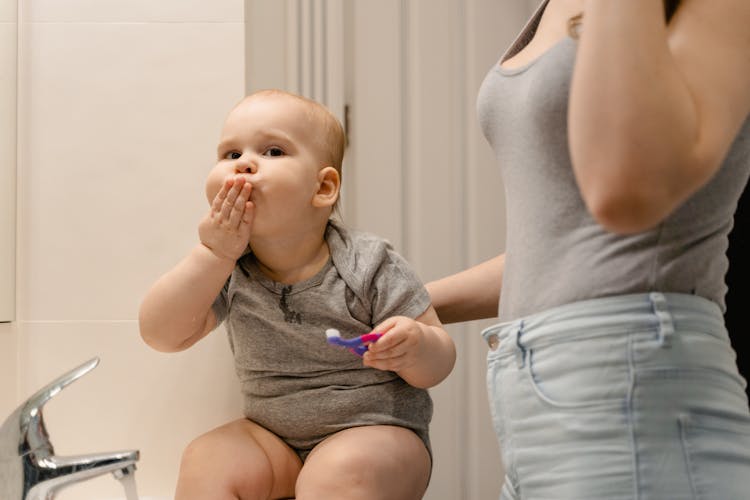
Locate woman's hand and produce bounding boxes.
[198,176,254,262]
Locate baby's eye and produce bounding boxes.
[263,147,285,157]
[224,151,242,160]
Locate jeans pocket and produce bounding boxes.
[524,335,630,409]
[679,410,750,500]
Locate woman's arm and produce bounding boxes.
[569,0,750,234]
[425,254,504,324]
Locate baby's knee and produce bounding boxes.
[304,427,431,499]
[177,429,275,498]
[179,432,223,471]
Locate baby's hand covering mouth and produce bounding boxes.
[198,175,255,261]
[233,175,255,198]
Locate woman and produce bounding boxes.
[427,1,750,498]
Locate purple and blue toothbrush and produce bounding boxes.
[326,328,383,356]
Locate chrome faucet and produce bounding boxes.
[0,357,140,499]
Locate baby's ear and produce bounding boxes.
[312,166,340,208]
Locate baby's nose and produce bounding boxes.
[234,161,256,174]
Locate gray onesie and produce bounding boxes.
[212,220,433,460]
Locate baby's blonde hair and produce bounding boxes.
[245,89,346,181]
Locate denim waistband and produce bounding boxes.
[482,292,725,354]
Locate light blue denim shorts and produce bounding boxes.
[483,292,750,500]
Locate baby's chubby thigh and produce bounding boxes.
[175,418,302,500]
[295,425,431,500]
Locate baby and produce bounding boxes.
[138,89,456,500]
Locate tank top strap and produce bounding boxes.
[500,0,550,65]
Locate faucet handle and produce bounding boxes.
[23,357,100,419]
[2,357,100,456]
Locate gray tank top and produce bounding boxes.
[478,0,750,321]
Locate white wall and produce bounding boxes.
[1,1,246,498]
[0,0,15,324]
[0,0,18,414]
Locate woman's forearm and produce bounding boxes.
[425,254,504,324]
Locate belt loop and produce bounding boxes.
[515,321,526,368]
[649,292,674,347]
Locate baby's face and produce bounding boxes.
[207,94,327,237]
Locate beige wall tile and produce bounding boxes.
[0,0,15,23]
[17,21,244,321]
[24,0,242,23]
[9,0,246,496]
[18,320,241,499]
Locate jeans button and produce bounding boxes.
[487,334,500,351]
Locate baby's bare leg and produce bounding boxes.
[175,418,302,500]
[295,425,431,500]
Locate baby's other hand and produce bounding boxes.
[362,316,427,373]
[198,176,254,262]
